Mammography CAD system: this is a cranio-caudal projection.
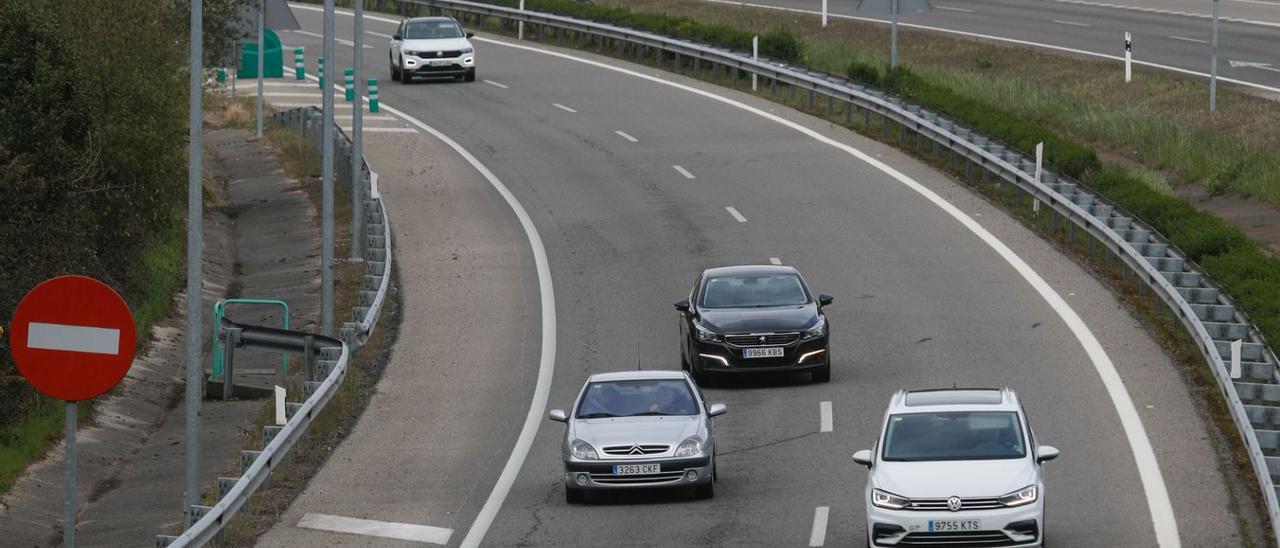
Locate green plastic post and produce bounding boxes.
[317,57,325,89]
[294,47,305,80]
[344,67,355,102]
[368,78,379,113]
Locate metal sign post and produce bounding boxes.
[891,0,899,67]
[752,36,759,91]
[256,0,265,138]
[64,402,76,547]
[857,0,930,68]
[352,0,365,261]
[322,0,335,336]
[519,0,526,39]
[184,0,204,528]
[822,0,828,27]
[1124,32,1132,83]
[1210,0,1220,112]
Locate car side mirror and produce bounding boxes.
[852,449,873,468]
[392,33,402,41]
[548,409,567,422]
[674,299,690,312]
[818,294,834,306]
[466,32,475,38]
[1036,445,1059,463]
[708,403,727,417]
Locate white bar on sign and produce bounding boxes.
[28,322,120,355]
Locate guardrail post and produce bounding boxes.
[303,335,314,383]
[368,78,379,113]
[295,47,305,80]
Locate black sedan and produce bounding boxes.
[675,265,832,384]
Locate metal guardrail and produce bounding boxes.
[158,106,393,546]
[404,0,1280,538]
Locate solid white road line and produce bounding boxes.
[1045,0,1280,27]
[291,50,557,548]
[693,0,1280,95]
[28,323,120,355]
[935,5,975,12]
[673,165,696,179]
[484,79,510,89]
[261,92,324,98]
[809,506,830,546]
[1168,35,1208,44]
[341,127,419,133]
[769,257,782,265]
[552,102,578,113]
[297,513,452,544]
[819,401,833,433]
[472,35,1181,547]
[614,130,639,142]
[1051,19,1093,27]
[272,102,353,108]
[262,82,318,88]
[725,206,748,223]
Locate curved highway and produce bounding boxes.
[258,4,1261,546]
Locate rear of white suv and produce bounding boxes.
[389,17,476,83]
[852,388,1059,547]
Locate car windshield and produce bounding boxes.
[882,411,1026,461]
[576,379,698,418]
[700,273,809,309]
[404,20,463,39]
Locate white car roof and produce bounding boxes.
[587,370,690,383]
[887,388,1020,414]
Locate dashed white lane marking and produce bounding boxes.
[809,506,830,546]
[725,206,747,223]
[28,323,120,355]
[262,82,318,88]
[483,79,509,89]
[935,5,975,12]
[297,513,452,544]
[290,29,374,48]
[819,401,833,433]
[272,103,353,108]
[341,127,419,133]
[1051,19,1093,27]
[553,103,577,113]
[367,30,393,39]
[1168,35,1208,44]
[467,34,1180,547]
[673,165,696,179]
[769,257,782,265]
[614,130,639,142]
[260,92,324,98]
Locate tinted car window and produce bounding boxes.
[405,20,463,39]
[700,274,808,309]
[882,411,1026,461]
[576,380,698,418]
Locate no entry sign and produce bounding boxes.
[10,275,137,401]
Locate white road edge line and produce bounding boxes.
[934,5,975,12]
[1168,35,1208,44]
[297,513,452,545]
[1045,0,1280,27]
[287,49,557,548]
[769,257,782,265]
[614,130,639,142]
[340,127,420,133]
[692,0,1280,95]
[809,506,830,546]
[819,401,833,433]
[553,102,578,113]
[673,165,696,179]
[484,79,510,89]
[1051,19,1092,27]
[725,206,748,223]
[471,34,1180,547]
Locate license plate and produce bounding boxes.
[428,59,452,66]
[743,347,784,359]
[613,464,660,476]
[929,520,981,532]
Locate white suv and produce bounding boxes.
[853,388,1059,547]
[389,16,476,83]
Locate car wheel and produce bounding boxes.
[464,68,476,82]
[694,480,714,500]
[565,487,585,504]
[390,56,400,81]
[812,364,830,383]
[400,59,412,84]
[680,355,690,372]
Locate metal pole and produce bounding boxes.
[822,0,828,27]
[352,0,365,261]
[64,402,76,548]
[1210,0,1219,112]
[322,0,335,336]
[184,0,204,528]
[891,0,900,68]
[752,36,759,91]
[518,0,525,40]
[256,0,264,138]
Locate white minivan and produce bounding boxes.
[389,17,476,83]
[853,388,1059,547]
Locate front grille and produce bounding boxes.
[906,497,1003,511]
[898,530,1018,547]
[411,50,463,58]
[602,444,669,456]
[725,332,800,347]
[589,471,686,485]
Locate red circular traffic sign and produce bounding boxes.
[9,276,137,401]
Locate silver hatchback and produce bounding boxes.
[548,370,727,503]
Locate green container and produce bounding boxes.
[239,29,284,78]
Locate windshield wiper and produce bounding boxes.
[577,412,620,419]
[631,411,674,416]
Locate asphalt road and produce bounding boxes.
[257,5,1263,546]
[713,0,1280,91]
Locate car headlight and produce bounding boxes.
[998,485,1038,507]
[694,322,721,342]
[871,488,909,510]
[802,316,827,340]
[462,47,474,53]
[569,439,598,460]
[674,436,704,457]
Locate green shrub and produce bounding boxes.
[760,27,805,64]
